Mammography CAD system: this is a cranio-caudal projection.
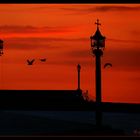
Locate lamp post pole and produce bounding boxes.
[95,46,103,128]
[95,48,102,103]
[0,39,4,90]
[90,19,105,128]
[77,64,81,90]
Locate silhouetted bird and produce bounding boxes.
[40,58,46,62]
[104,63,112,68]
[27,59,35,65]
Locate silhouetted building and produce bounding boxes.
[0,90,86,110]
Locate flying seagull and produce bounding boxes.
[27,59,35,65]
[104,63,112,68]
[40,58,46,62]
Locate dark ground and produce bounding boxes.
[0,90,139,136]
[0,111,124,136]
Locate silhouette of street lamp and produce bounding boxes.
[77,64,81,91]
[90,19,106,127]
[0,40,4,56]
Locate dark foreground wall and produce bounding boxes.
[0,90,140,113]
[0,90,89,110]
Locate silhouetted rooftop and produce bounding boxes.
[0,90,140,112]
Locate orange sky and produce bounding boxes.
[0,4,140,103]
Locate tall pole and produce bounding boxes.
[96,49,102,103]
[90,19,105,128]
[77,64,81,90]
[95,49,102,127]
[0,40,4,90]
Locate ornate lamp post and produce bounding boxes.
[0,39,4,56]
[90,19,106,127]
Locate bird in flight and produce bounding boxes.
[104,63,112,68]
[27,59,35,65]
[40,58,46,62]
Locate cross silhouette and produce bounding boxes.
[95,19,101,28]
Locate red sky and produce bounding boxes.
[0,4,140,103]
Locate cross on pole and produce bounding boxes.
[95,19,101,28]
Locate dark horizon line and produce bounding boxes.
[0,89,139,105]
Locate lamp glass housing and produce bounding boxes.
[90,36,105,50]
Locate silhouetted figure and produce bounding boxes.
[27,59,35,65]
[40,58,46,62]
[104,63,112,68]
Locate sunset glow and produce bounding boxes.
[0,4,140,103]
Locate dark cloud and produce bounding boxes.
[21,37,88,42]
[57,45,140,70]
[46,59,92,67]
[3,36,140,51]
[128,76,140,82]
[0,25,75,34]
[103,48,140,70]
[4,37,88,50]
[64,49,90,58]
[60,5,140,14]
[0,5,53,12]
[0,25,37,33]
[1,5,140,15]
[107,38,140,44]
[130,29,140,37]
[92,5,140,12]
[4,38,57,50]
[6,36,140,44]
[46,47,140,70]
[27,5,140,13]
